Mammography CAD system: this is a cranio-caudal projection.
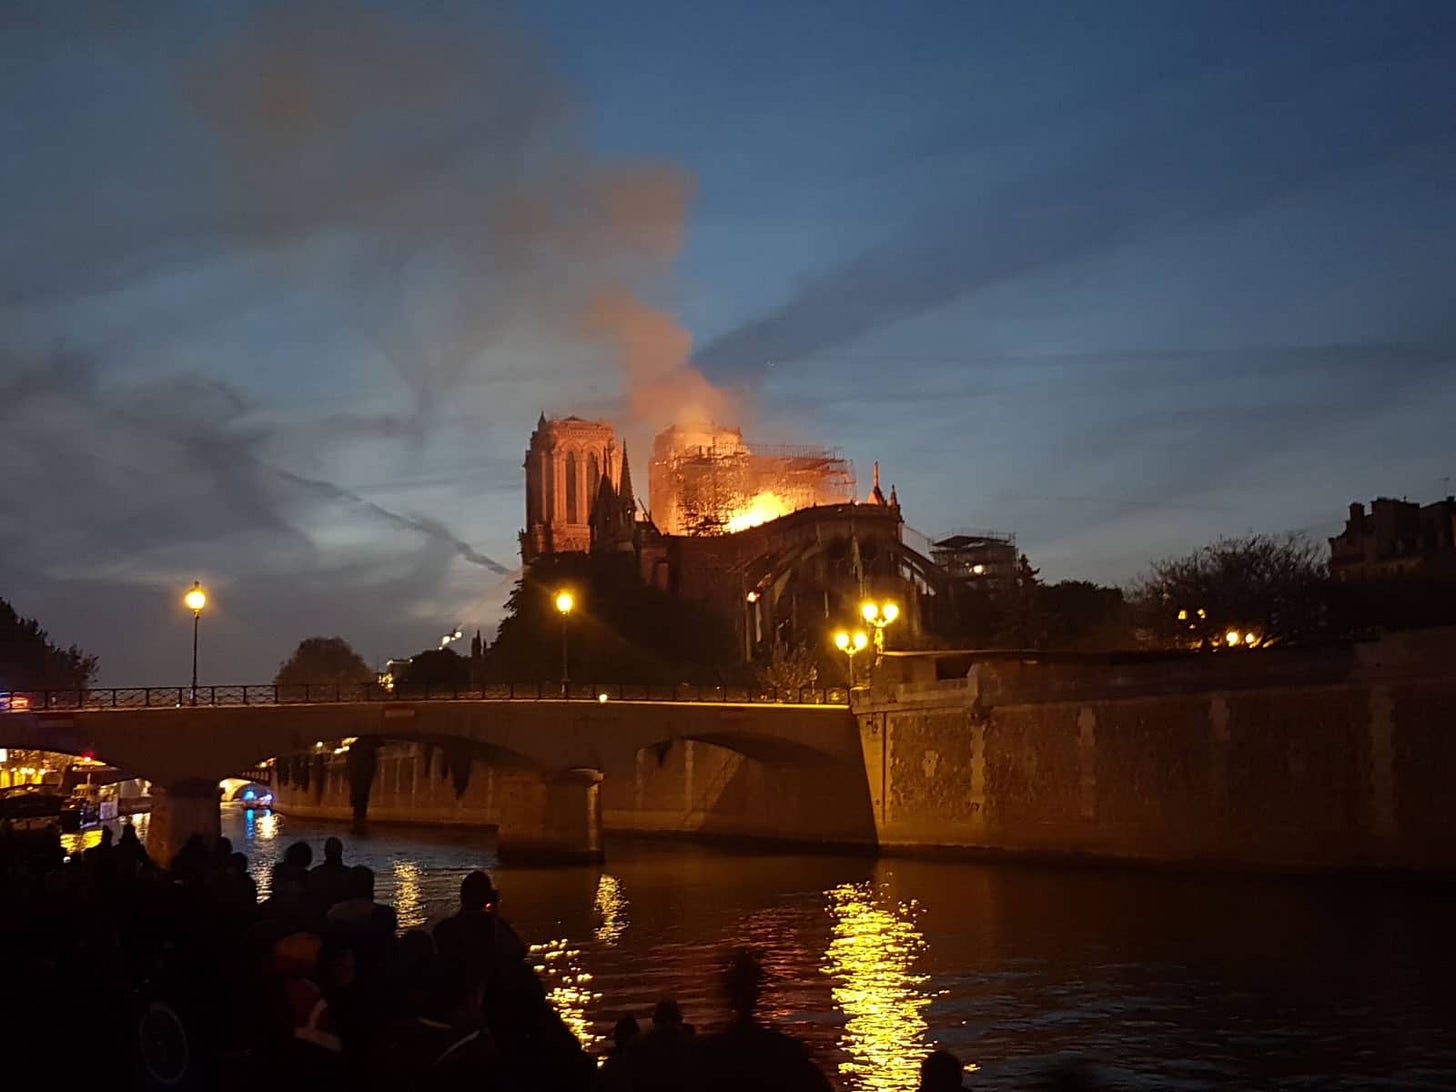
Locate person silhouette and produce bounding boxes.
[692,950,831,1092]
[593,1014,639,1091]
[308,837,350,909]
[625,999,693,1091]
[919,1050,968,1091]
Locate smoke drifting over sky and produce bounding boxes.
[2,0,733,681]
[3,0,1455,683]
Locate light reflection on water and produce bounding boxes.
[532,937,603,1050]
[247,809,280,899]
[393,860,425,930]
[593,873,628,945]
[61,812,149,857]
[170,807,1456,1090]
[823,881,946,1092]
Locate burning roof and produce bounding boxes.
[648,423,855,536]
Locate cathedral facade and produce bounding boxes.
[519,415,626,563]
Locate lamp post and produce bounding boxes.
[744,589,761,663]
[833,629,869,687]
[555,590,574,698]
[183,581,207,705]
[859,599,900,665]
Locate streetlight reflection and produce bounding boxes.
[531,937,601,1050]
[593,873,629,946]
[822,880,943,1092]
[393,860,425,930]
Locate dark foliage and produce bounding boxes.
[1039,580,1134,650]
[346,738,379,820]
[0,597,97,689]
[443,738,474,797]
[929,561,1132,651]
[275,636,376,688]
[394,647,471,688]
[486,553,743,685]
[1325,572,1456,636]
[1131,534,1328,647]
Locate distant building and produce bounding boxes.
[1329,496,1456,580]
[516,413,1017,662]
[637,500,941,659]
[930,530,1018,593]
[520,415,624,563]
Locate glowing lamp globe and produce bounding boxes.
[184,583,207,613]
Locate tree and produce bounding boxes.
[1131,533,1327,648]
[998,553,1044,648]
[275,636,376,688]
[394,648,471,689]
[1039,580,1133,651]
[0,597,97,689]
[486,553,744,686]
[755,645,824,693]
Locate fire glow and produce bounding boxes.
[649,423,856,537]
[725,491,794,533]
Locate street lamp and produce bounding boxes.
[183,581,207,704]
[833,629,869,687]
[555,590,574,698]
[859,599,900,662]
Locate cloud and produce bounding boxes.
[0,0,733,679]
[694,31,1456,378]
[272,468,511,576]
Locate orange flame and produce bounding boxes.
[725,491,792,533]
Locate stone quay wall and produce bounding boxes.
[857,631,1456,870]
[270,742,601,860]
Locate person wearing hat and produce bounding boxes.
[432,870,528,991]
[433,869,593,1090]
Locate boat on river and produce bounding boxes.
[61,788,102,832]
[0,784,64,833]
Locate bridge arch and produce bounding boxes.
[0,696,862,861]
[616,731,875,848]
[252,730,602,863]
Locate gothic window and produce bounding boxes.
[589,453,601,499]
[565,451,580,523]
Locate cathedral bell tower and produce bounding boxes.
[520,415,621,563]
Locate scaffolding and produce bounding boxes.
[649,426,856,536]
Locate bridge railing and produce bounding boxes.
[1,682,850,711]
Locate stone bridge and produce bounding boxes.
[8,629,1454,873]
[0,697,872,865]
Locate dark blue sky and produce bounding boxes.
[3,0,1454,683]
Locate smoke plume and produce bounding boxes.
[0,0,737,678]
[180,0,736,433]
[583,290,736,434]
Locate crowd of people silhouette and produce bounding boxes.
[2,821,1090,1090]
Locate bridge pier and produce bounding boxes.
[148,779,221,869]
[499,768,604,864]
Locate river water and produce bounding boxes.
[77,806,1456,1090]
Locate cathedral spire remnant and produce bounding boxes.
[618,443,635,513]
[868,461,887,506]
